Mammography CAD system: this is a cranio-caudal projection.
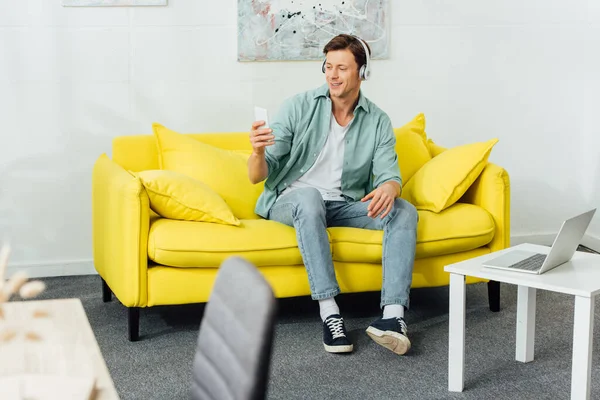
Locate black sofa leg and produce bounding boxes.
[101,278,112,303]
[128,307,140,342]
[488,280,501,312]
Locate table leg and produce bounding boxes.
[516,285,536,362]
[571,295,594,400]
[448,273,466,392]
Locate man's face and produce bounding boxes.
[324,49,361,100]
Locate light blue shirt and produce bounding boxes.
[255,84,401,218]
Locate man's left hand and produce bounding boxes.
[361,181,401,219]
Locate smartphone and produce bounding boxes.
[254,106,270,129]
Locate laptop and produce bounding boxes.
[482,208,596,274]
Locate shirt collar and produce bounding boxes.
[314,84,370,113]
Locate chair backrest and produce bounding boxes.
[191,257,277,400]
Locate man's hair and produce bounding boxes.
[323,34,371,70]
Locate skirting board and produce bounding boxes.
[6,259,97,279]
[512,233,600,253]
[581,234,600,253]
[5,234,600,279]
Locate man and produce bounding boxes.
[247,34,418,355]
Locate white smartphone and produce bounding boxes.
[254,106,270,129]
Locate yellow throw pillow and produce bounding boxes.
[152,123,263,219]
[394,113,427,141]
[401,138,499,212]
[426,138,447,158]
[133,170,240,226]
[394,113,432,184]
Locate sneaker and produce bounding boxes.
[323,314,353,353]
[366,317,411,355]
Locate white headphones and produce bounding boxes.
[322,35,372,81]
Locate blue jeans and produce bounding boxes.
[268,187,418,309]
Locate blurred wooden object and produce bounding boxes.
[0,374,96,399]
[0,299,119,399]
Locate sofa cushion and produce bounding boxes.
[152,123,264,219]
[328,203,495,263]
[149,203,494,268]
[394,113,432,184]
[402,138,499,213]
[133,170,240,226]
[148,218,307,268]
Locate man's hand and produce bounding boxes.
[249,120,275,156]
[361,181,401,219]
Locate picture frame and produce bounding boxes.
[62,0,167,6]
[238,0,389,62]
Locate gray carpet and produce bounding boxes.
[32,274,600,400]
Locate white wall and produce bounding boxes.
[0,0,598,276]
[583,0,600,245]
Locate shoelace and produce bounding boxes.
[396,317,408,335]
[326,317,346,339]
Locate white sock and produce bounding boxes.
[383,304,404,319]
[319,297,340,321]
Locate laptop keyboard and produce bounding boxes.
[510,253,547,271]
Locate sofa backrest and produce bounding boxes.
[112,131,446,179]
[113,133,251,172]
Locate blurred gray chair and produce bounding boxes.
[191,257,277,400]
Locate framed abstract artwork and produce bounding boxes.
[237,0,389,61]
[62,0,167,6]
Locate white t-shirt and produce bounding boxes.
[280,113,352,201]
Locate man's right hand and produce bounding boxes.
[250,120,275,156]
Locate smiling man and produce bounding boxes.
[247,34,418,355]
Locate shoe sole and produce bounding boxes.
[366,326,411,355]
[323,343,353,353]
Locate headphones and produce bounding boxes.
[322,35,372,81]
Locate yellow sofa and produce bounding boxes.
[92,116,510,341]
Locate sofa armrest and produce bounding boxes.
[92,154,150,307]
[461,163,510,252]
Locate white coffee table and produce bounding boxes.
[444,243,600,400]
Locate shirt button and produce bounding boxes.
[283,182,287,186]
[313,153,317,157]
[300,169,304,173]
